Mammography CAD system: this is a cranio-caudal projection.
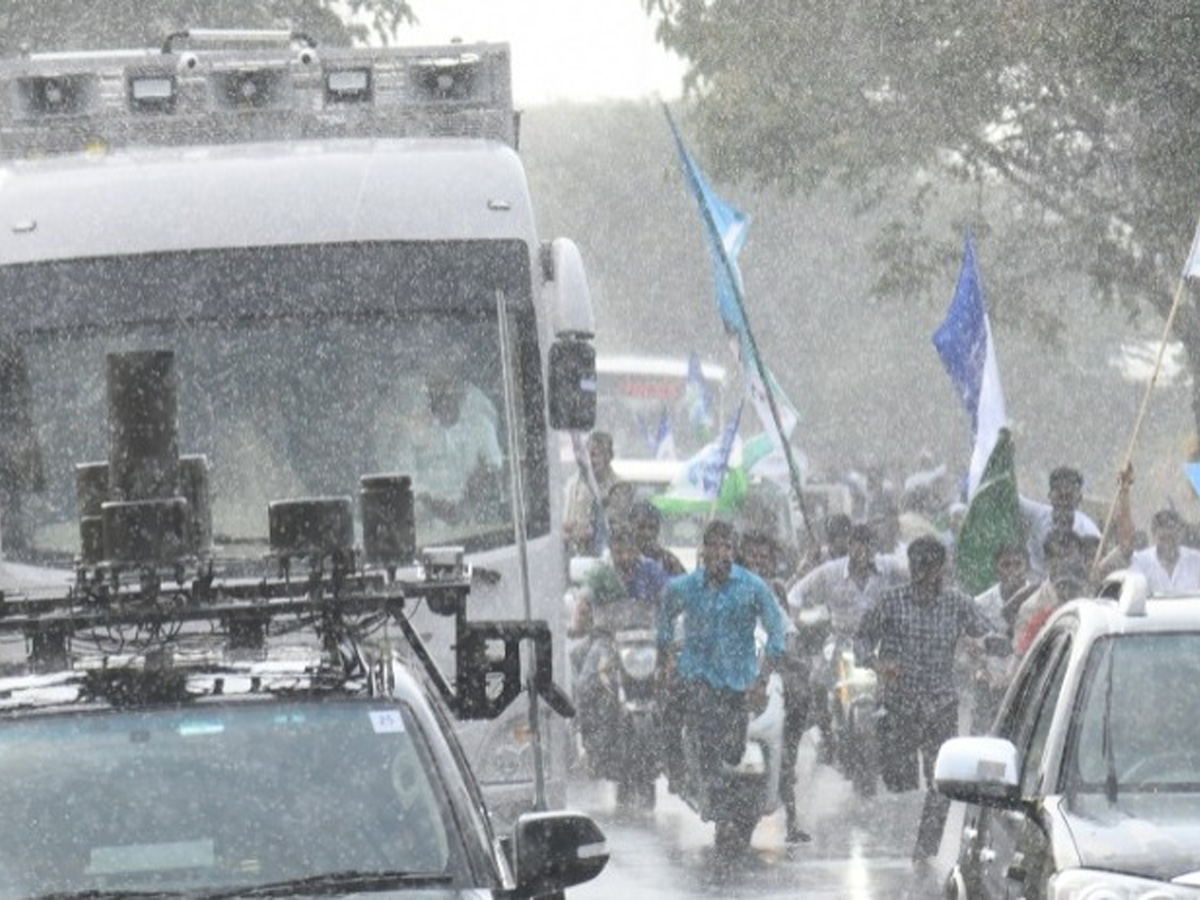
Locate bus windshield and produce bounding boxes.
[0,242,549,562]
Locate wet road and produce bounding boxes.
[569,731,964,899]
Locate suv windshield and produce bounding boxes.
[0,242,549,563]
[0,700,460,897]
[1071,633,1200,793]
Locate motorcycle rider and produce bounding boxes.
[656,520,790,854]
[786,523,907,769]
[628,499,687,576]
[569,522,670,763]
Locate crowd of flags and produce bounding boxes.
[656,106,804,518]
[626,105,1199,596]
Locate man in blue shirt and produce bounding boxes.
[657,520,789,799]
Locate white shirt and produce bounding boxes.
[382,384,502,503]
[1021,497,1100,576]
[1129,545,1200,595]
[787,554,908,638]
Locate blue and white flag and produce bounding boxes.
[664,106,802,456]
[665,120,752,363]
[684,351,715,438]
[656,402,746,514]
[933,235,1007,499]
[653,406,676,461]
[1186,462,1200,501]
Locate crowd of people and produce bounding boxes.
[562,429,1200,871]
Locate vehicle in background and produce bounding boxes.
[594,354,728,462]
[935,571,1200,899]
[0,31,596,826]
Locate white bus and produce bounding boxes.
[0,32,595,824]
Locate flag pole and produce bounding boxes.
[663,103,818,545]
[1094,272,1190,568]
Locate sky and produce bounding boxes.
[396,0,687,105]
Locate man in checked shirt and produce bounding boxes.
[855,534,1002,874]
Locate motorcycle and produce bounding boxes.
[824,634,880,797]
[668,637,787,856]
[798,605,879,797]
[574,598,663,809]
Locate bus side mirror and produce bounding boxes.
[548,338,595,431]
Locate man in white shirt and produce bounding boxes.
[788,523,908,639]
[1128,508,1200,595]
[409,366,503,525]
[1021,466,1100,577]
[787,523,908,765]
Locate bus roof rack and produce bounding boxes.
[0,32,516,160]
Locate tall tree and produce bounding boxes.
[0,1,414,53]
[645,0,1200,436]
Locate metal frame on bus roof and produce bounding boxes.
[0,30,516,160]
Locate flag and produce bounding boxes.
[746,361,799,444]
[664,115,752,364]
[955,428,1026,596]
[653,402,747,515]
[684,351,715,440]
[653,406,676,460]
[743,430,808,492]
[1184,216,1200,278]
[664,106,804,490]
[933,235,1006,498]
[1186,462,1200,501]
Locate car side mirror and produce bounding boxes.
[547,337,595,431]
[510,810,608,897]
[934,736,1022,810]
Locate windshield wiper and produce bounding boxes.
[203,870,453,898]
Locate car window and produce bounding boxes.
[995,627,1069,746]
[1069,633,1200,794]
[1018,637,1072,795]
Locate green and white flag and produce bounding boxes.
[955,427,1026,596]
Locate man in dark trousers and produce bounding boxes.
[656,520,789,853]
[855,535,999,876]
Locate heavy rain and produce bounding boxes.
[2,2,1200,899]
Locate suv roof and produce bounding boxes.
[1043,569,1200,645]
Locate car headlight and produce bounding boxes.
[472,712,535,784]
[618,645,658,680]
[1050,869,1200,900]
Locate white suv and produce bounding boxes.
[935,571,1200,899]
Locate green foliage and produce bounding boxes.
[646,0,1200,429]
[0,0,415,53]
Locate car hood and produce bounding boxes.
[1063,793,1200,882]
